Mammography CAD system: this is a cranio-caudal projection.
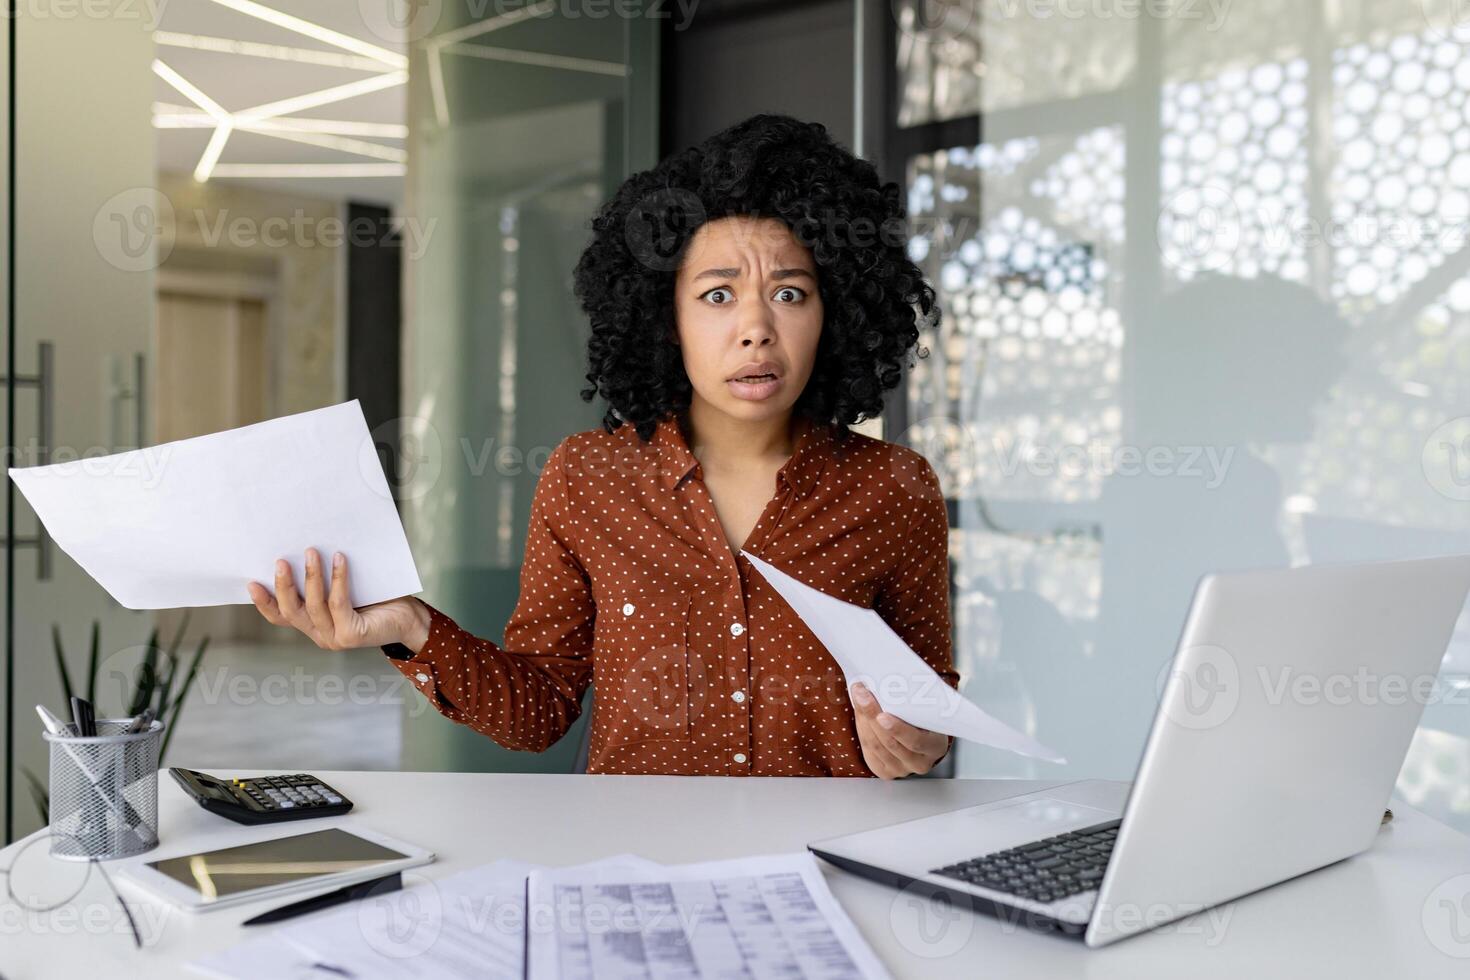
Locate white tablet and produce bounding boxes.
[117,824,434,913]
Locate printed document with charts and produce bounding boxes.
[742,549,1065,764]
[188,852,892,980]
[525,851,890,980]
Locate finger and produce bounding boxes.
[246,581,285,625]
[868,716,933,772]
[859,726,908,779]
[302,548,335,636]
[327,552,357,628]
[879,712,947,756]
[848,682,883,718]
[273,558,314,633]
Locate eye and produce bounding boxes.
[774,286,807,303]
[700,286,734,305]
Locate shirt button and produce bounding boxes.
[731,690,747,703]
[730,623,745,636]
[414,672,429,684]
[733,752,747,764]
[622,602,635,616]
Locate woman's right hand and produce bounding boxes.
[247,548,430,653]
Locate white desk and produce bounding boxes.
[2,770,1468,978]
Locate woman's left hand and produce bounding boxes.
[849,682,950,779]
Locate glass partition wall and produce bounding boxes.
[890,1,1470,833]
[395,7,660,773]
[0,3,660,843]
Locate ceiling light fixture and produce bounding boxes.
[201,0,405,69]
[209,163,405,178]
[153,31,389,72]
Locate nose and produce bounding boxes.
[736,290,777,347]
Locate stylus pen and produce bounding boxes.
[241,871,404,926]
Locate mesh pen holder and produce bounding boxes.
[42,718,165,861]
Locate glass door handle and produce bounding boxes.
[3,340,54,579]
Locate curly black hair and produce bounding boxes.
[573,113,939,444]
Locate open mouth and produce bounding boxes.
[732,373,778,383]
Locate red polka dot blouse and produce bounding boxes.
[383,412,959,776]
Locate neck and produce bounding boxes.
[684,398,808,468]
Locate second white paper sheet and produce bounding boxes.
[742,550,1066,764]
[8,400,422,610]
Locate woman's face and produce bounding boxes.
[673,215,823,425]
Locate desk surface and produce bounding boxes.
[2,770,1468,979]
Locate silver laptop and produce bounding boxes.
[809,556,1470,947]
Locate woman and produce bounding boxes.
[248,114,958,778]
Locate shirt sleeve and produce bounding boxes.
[874,454,959,763]
[382,437,595,753]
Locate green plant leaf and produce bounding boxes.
[126,627,161,717]
[159,636,209,763]
[167,610,191,660]
[153,651,179,722]
[21,766,49,825]
[51,624,74,707]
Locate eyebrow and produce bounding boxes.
[692,267,816,282]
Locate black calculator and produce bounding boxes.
[170,768,354,825]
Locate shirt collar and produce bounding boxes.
[653,413,837,497]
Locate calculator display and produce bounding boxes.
[146,827,406,900]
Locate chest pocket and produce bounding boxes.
[595,592,697,747]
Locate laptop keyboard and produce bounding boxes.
[930,819,1121,904]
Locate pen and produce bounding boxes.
[35,704,75,736]
[123,707,155,735]
[241,871,404,926]
[70,696,96,737]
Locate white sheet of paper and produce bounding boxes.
[276,858,544,979]
[189,855,668,980]
[526,852,892,980]
[184,931,328,980]
[8,400,422,609]
[742,549,1066,764]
